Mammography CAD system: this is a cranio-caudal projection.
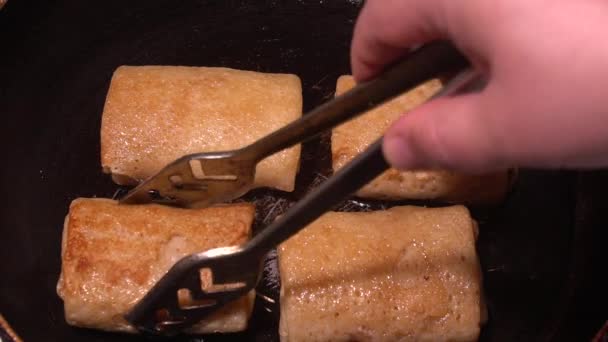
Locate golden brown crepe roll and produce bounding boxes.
[332,75,510,204]
[278,206,485,342]
[57,198,255,334]
[101,66,302,192]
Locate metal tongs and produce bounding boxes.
[121,42,468,208]
[123,42,480,335]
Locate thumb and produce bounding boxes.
[382,93,507,173]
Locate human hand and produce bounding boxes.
[351,0,608,172]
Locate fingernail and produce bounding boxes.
[382,134,413,170]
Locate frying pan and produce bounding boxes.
[0,1,606,341]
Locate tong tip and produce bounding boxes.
[118,189,152,205]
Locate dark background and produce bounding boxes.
[0,1,606,341]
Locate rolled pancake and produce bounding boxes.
[332,75,510,204]
[278,206,484,342]
[57,198,255,334]
[101,66,302,192]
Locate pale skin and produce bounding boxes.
[351,0,608,173]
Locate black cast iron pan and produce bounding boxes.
[0,1,606,341]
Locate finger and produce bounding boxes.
[351,0,447,82]
[382,93,508,173]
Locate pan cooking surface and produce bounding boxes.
[0,1,597,341]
